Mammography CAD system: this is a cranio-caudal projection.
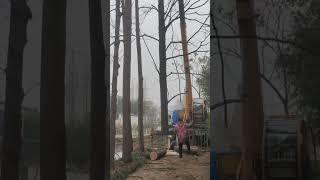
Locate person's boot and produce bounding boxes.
[187,142,191,154]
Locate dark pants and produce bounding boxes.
[178,138,191,158]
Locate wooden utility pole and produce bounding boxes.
[178,0,193,122]
[236,0,264,180]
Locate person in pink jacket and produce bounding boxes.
[174,118,191,158]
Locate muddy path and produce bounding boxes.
[126,151,210,180]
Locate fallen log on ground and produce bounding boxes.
[149,149,167,161]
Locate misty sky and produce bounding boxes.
[110,0,210,108]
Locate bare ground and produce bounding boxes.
[126,151,210,180]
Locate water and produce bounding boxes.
[24,144,124,179]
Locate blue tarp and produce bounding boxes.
[172,110,179,125]
[210,148,217,180]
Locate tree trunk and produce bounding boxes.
[122,0,133,163]
[105,0,110,178]
[158,0,169,133]
[110,0,121,164]
[178,0,193,122]
[236,0,264,180]
[1,1,31,180]
[40,0,67,179]
[135,0,144,152]
[88,0,107,179]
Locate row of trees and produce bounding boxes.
[1,0,109,180]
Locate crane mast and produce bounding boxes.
[178,0,193,123]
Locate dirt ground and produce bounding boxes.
[126,151,210,180]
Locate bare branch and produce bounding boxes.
[186,15,209,41]
[210,34,315,53]
[167,72,205,78]
[168,93,186,104]
[141,36,159,74]
[24,82,40,98]
[165,15,180,30]
[212,15,228,128]
[166,34,210,60]
[185,0,208,12]
[141,34,159,42]
[164,0,178,21]
[211,99,241,111]
[139,5,158,12]
[185,17,209,27]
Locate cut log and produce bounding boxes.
[149,149,167,161]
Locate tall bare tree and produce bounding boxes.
[88,0,107,179]
[122,0,133,162]
[110,0,122,164]
[40,0,67,179]
[135,0,144,152]
[158,0,168,133]
[1,1,31,180]
[236,0,264,179]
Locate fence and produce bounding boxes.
[187,128,210,149]
[150,128,210,150]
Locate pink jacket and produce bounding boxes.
[174,123,187,142]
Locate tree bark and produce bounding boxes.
[88,0,107,179]
[110,0,121,164]
[135,0,144,152]
[40,0,67,179]
[159,0,169,133]
[1,1,31,180]
[236,0,264,179]
[178,0,193,122]
[122,0,133,162]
